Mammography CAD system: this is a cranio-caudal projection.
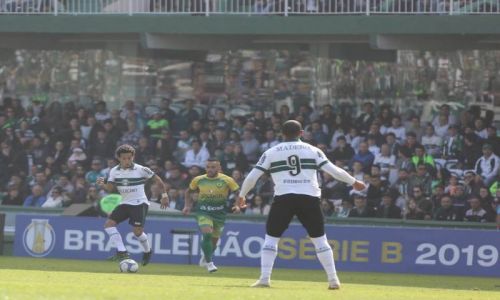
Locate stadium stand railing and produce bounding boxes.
[0,0,499,15]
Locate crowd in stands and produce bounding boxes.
[0,93,499,223]
[1,0,498,14]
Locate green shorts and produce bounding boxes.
[196,214,225,238]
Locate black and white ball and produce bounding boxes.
[119,259,139,273]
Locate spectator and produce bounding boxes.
[478,186,496,221]
[392,169,412,200]
[474,144,500,186]
[441,125,462,160]
[351,161,365,181]
[366,175,388,207]
[356,102,375,135]
[463,133,483,169]
[94,101,111,122]
[0,141,28,185]
[23,184,46,207]
[400,131,420,156]
[434,113,450,138]
[240,130,260,163]
[145,111,169,142]
[376,193,401,219]
[433,195,462,221]
[351,142,375,173]
[421,124,442,158]
[411,145,435,170]
[464,197,488,222]
[176,130,193,161]
[88,130,113,159]
[405,198,425,220]
[245,195,271,216]
[409,164,433,196]
[374,143,396,179]
[336,199,353,218]
[67,148,87,169]
[473,118,488,139]
[109,109,128,134]
[119,121,142,148]
[386,116,406,144]
[2,186,24,206]
[85,159,105,185]
[346,127,362,154]
[156,129,176,162]
[432,104,456,128]
[331,136,355,165]
[167,189,184,211]
[41,186,66,208]
[259,129,279,154]
[412,186,433,219]
[183,139,210,169]
[485,126,500,156]
[349,194,375,218]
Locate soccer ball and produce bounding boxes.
[119,259,139,273]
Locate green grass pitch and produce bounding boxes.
[0,256,498,300]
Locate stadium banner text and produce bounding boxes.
[14,215,499,277]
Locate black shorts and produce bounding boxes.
[109,203,149,227]
[266,194,324,238]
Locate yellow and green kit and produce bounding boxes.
[188,173,239,238]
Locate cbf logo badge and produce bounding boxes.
[23,219,56,257]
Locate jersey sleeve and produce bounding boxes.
[189,176,200,191]
[226,176,240,192]
[255,150,271,172]
[315,148,329,169]
[107,168,116,184]
[140,166,155,179]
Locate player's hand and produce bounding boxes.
[182,206,191,215]
[352,180,367,191]
[96,177,105,187]
[160,194,169,210]
[236,196,247,209]
[232,205,241,214]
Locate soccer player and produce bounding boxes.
[183,158,241,273]
[97,144,169,265]
[238,120,366,289]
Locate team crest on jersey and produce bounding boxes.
[122,179,129,186]
[216,182,224,188]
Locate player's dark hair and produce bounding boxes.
[282,120,302,139]
[207,157,220,163]
[115,144,135,158]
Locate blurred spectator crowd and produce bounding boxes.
[0,93,499,224]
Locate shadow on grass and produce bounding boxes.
[1,257,499,292]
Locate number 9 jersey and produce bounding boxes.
[255,140,331,198]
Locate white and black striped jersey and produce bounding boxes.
[255,140,355,197]
[107,163,155,205]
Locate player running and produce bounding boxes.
[238,120,366,289]
[183,158,241,273]
[97,144,169,266]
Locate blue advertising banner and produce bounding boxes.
[14,215,500,277]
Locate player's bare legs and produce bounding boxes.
[133,226,152,266]
[104,219,129,261]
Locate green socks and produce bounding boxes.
[201,233,214,262]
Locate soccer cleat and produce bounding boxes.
[206,262,218,273]
[328,277,341,290]
[107,251,130,262]
[142,251,152,266]
[199,254,208,267]
[250,279,271,288]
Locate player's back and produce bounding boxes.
[256,140,327,197]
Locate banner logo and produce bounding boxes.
[23,219,56,257]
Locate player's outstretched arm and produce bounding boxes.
[238,168,264,202]
[320,161,366,191]
[152,175,169,209]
